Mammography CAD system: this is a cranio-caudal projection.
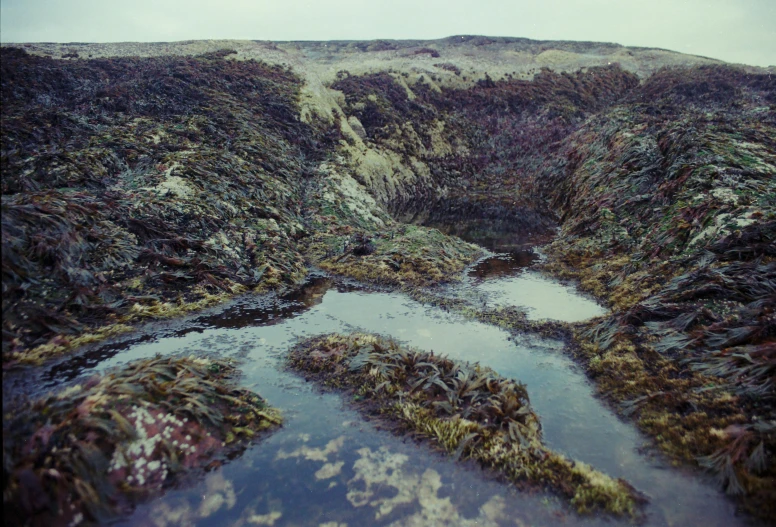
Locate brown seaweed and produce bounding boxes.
[2,355,281,525]
[289,333,646,517]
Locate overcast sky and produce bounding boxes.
[1,0,774,67]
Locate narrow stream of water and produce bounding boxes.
[30,264,745,527]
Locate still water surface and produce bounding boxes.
[462,252,608,322]
[34,262,744,527]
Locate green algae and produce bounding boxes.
[2,355,281,525]
[288,332,645,517]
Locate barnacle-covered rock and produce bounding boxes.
[2,356,281,525]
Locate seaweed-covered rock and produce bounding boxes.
[2,40,774,522]
[312,224,482,286]
[2,356,281,525]
[289,333,645,517]
[0,47,336,363]
[536,65,776,519]
[0,47,489,364]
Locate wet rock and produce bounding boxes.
[289,333,646,517]
[2,356,281,525]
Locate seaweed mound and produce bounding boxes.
[537,65,776,516]
[1,47,482,365]
[2,355,281,525]
[289,333,645,516]
[1,47,336,363]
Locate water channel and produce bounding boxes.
[17,241,748,526]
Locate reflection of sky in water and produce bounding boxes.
[474,270,608,322]
[87,287,739,527]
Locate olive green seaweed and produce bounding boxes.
[289,332,645,517]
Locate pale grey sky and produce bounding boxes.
[1,0,774,66]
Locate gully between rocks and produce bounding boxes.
[22,233,744,527]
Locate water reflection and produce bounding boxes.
[32,278,335,391]
[473,269,608,322]
[36,335,153,390]
[424,215,606,323]
[66,283,742,527]
[468,251,539,280]
[425,219,552,253]
[4,200,752,526]
[179,277,334,332]
[444,252,608,323]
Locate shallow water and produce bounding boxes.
[426,219,546,254]
[468,251,540,278]
[473,266,608,322]
[425,218,609,323]
[440,251,609,323]
[31,276,746,527]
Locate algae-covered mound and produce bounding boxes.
[2,356,281,526]
[310,224,482,286]
[330,65,640,218]
[0,47,336,364]
[0,46,481,365]
[289,333,645,516]
[535,65,776,516]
